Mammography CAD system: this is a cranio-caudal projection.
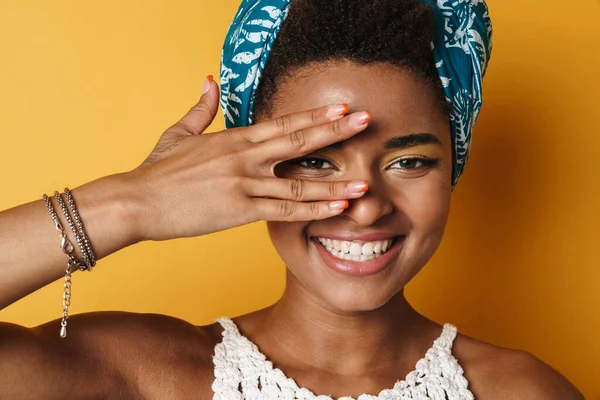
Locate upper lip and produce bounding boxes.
[310,232,403,242]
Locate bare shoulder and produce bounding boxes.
[452,332,584,400]
[33,311,219,359]
[55,311,221,382]
[0,311,220,399]
[63,310,218,343]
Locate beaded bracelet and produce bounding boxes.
[43,189,96,338]
[53,190,95,272]
[64,189,96,269]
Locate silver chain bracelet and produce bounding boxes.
[54,191,94,271]
[43,190,95,338]
[64,188,96,269]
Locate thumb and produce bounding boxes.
[173,75,220,135]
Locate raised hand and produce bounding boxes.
[129,77,371,241]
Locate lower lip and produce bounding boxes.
[312,237,404,277]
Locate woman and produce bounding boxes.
[0,0,584,398]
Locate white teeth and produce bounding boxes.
[349,243,362,256]
[316,237,396,262]
[361,242,374,256]
[341,241,350,254]
[374,242,382,254]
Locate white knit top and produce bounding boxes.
[212,317,475,400]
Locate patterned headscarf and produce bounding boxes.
[221,0,493,187]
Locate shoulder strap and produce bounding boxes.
[212,317,245,399]
[434,323,458,354]
[215,317,241,339]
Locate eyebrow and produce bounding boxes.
[325,132,442,150]
[384,133,442,149]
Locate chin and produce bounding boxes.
[284,263,420,315]
[316,285,404,314]
[285,247,428,315]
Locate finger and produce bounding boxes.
[250,111,371,168]
[169,75,220,136]
[241,104,349,143]
[244,178,368,201]
[251,198,349,222]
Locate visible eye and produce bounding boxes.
[295,156,335,170]
[389,157,439,170]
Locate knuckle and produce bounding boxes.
[310,201,322,217]
[222,128,251,147]
[275,114,294,134]
[226,150,243,165]
[193,102,214,117]
[311,109,319,125]
[224,129,239,142]
[174,121,199,135]
[232,176,246,192]
[331,120,344,137]
[290,179,304,201]
[289,130,307,150]
[279,201,295,219]
[328,182,339,197]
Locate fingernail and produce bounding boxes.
[347,111,371,129]
[346,180,368,193]
[202,75,214,95]
[327,104,349,119]
[329,200,349,211]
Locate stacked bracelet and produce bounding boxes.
[64,189,96,269]
[53,190,96,271]
[43,189,96,338]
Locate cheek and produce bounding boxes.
[267,221,309,261]
[398,174,451,235]
[409,181,451,235]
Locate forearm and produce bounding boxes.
[0,173,142,309]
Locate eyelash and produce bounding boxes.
[296,156,335,170]
[388,157,440,170]
[294,156,439,171]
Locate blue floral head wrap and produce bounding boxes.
[220,0,493,187]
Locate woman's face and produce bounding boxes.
[265,61,453,313]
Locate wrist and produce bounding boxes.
[105,172,148,246]
[70,173,146,260]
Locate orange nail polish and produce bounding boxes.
[329,104,350,119]
[347,181,368,193]
[202,75,214,95]
[363,110,371,124]
[330,200,348,211]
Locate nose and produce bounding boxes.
[343,175,394,226]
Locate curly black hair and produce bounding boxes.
[253,0,449,120]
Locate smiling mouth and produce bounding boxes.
[314,237,399,262]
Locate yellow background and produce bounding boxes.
[1,0,598,397]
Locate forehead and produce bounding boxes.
[269,61,450,142]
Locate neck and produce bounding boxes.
[247,275,432,376]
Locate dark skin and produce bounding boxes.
[0,62,583,399]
